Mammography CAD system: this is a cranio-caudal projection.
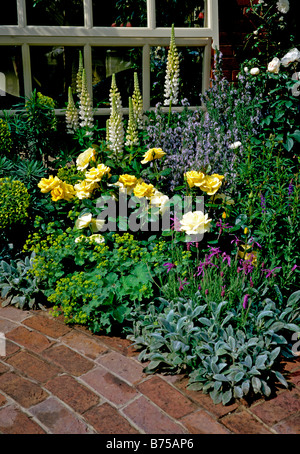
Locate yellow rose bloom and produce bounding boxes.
[76,148,96,171]
[50,181,75,202]
[74,180,98,200]
[85,163,111,183]
[118,174,138,189]
[38,175,61,193]
[198,175,223,195]
[141,148,166,164]
[133,182,155,198]
[90,218,105,233]
[184,171,205,188]
[179,211,212,235]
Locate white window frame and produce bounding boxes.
[0,0,219,115]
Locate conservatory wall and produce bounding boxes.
[0,0,219,115]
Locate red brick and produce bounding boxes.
[0,393,6,407]
[84,403,140,434]
[181,409,231,434]
[0,372,48,408]
[0,318,18,334]
[122,396,186,434]
[2,339,20,358]
[0,306,31,322]
[222,410,273,434]
[0,405,45,434]
[273,413,300,434]
[137,376,196,419]
[29,397,91,434]
[6,326,53,353]
[251,390,300,426]
[45,375,100,413]
[96,351,146,385]
[62,330,107,359]
[6,351,61,383]
[43,344,94,376]
[81,366,139,406]
[173,376,238,418]
[0,361,9,375]
[290,370,300,388]
[23,314,71,339]
[98,335,139,357]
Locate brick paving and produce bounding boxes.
[0,305,299,435]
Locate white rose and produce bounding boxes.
[89,234,105,244]
[244,67,249,73]
[229,141,242,149]
[75,213,93,229]
[90,218,105,233]
[267,57,281,74]
[281,48,300,67]
[276,0,290,14]
[149,190,170,215]
[250,67,260,75]
[179,211,212,236]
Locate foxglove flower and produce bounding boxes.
[164,24,180,106]
[65,86,79,134]
[132,72,144,129]
[79,69,94,135]
[125,97,139,148]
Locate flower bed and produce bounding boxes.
[0,5,299,406]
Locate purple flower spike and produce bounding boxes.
[163,262,176,273]
[243,294,250,309]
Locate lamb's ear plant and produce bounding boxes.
[127,289,300,406]
[0,252,43,310]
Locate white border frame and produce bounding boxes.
[0,0,219,115]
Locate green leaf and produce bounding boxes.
[289,130,300,143]
[274,371,288,388]
[213,374,229,382]
[233,386,243,399]
[234,371,245,383]
[222,389,232,405]
[287,290,300,307]
[252,376,262,393]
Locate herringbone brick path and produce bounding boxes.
[0,306,299,434]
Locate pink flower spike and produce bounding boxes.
[163,262,176,273]
[243,294,250,309]
[291,264,298,273]
[178,277,189,292]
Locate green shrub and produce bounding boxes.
[0,178,30,229]
[0,119,12,154]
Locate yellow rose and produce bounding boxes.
[133,182,155,198]
[85,163,111,183]
[51,181,75,202]
[118,174,138,189]
[75,213,93,229]
[179,211,212,235]
[38,175,61,193]
[76,148,96,171]
[184,171,205,188]
[238,245,258,266]
[90,218,105,233]
[74,180,98,200]
[141,148,166,164]
[198,175,223,195]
